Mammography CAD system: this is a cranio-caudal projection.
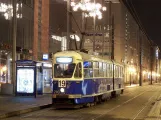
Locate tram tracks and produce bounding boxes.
[132,87,161,120]
[49,87,155,120]
[54,86,158,120]
[9,85,159,120]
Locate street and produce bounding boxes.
[4,84,161,120]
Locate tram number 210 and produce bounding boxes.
[58,80,66,87]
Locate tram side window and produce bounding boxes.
[93,62,99,77]
[83,61,93,78]
[74,63,82,78]
[110,64,113,77]
[103,63,107,77]
[106,64,110,77]
[118,66,120,78]
[115,65,118,78]
[120,66,122,78]
[117,66,119,78]
[121,67,123,77]
[116,65,119,78]
[99,62,104,77]
[109,64,111,77]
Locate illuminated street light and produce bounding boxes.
[0,2,22,20]
[2,66,7,72]
[71,0,106,19]
[128,66,136,86]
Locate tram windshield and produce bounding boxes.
[54,63,75,78]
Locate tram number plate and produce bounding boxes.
[58,80,66,87]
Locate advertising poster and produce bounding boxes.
[17,68,34,93]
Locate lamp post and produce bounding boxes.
[12,0,17,94]
[67,0,71,50]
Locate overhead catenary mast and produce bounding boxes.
[12,0,17,94]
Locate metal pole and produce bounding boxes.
[67,0,71,50]
[108,1,112,59]
[139,30,142,86]
[150,46,153,85]
[93,0,96,52]
[156,57,158,83]
[12,0,17,94]
[102,30,105,57]
[80,0,85,50]
[130,72,131,86]
[111,13,114,60]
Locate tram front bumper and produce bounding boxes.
[53,94,82,99]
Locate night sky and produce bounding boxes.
[130,0,161,48]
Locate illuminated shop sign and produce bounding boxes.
[43,54,49,60]
[51,34,80,41]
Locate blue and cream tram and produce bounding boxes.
[52,51,124,108]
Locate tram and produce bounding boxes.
[52,50,124,108]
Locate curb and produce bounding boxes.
[0,104,52,119]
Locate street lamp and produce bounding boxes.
[71,0,106,19]
[0,2,22,20]
[128,66,136,85]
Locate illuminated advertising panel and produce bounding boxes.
[17,68,34,93]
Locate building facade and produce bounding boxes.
[0,0,159,85]
[33,0,49,60]
[0,0,50,84]
[50,0,159,85]
[0,0,34,83]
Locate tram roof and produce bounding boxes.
[54,51,113,63]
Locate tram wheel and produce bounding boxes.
[84,103,91,108]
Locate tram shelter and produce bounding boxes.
[16,60,52,97]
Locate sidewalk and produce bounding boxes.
[0,94,52,119]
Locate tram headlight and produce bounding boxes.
[60,88,65,93]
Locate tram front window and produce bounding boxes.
[54,64,75,78]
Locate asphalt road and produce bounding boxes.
[4,84,161,120]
